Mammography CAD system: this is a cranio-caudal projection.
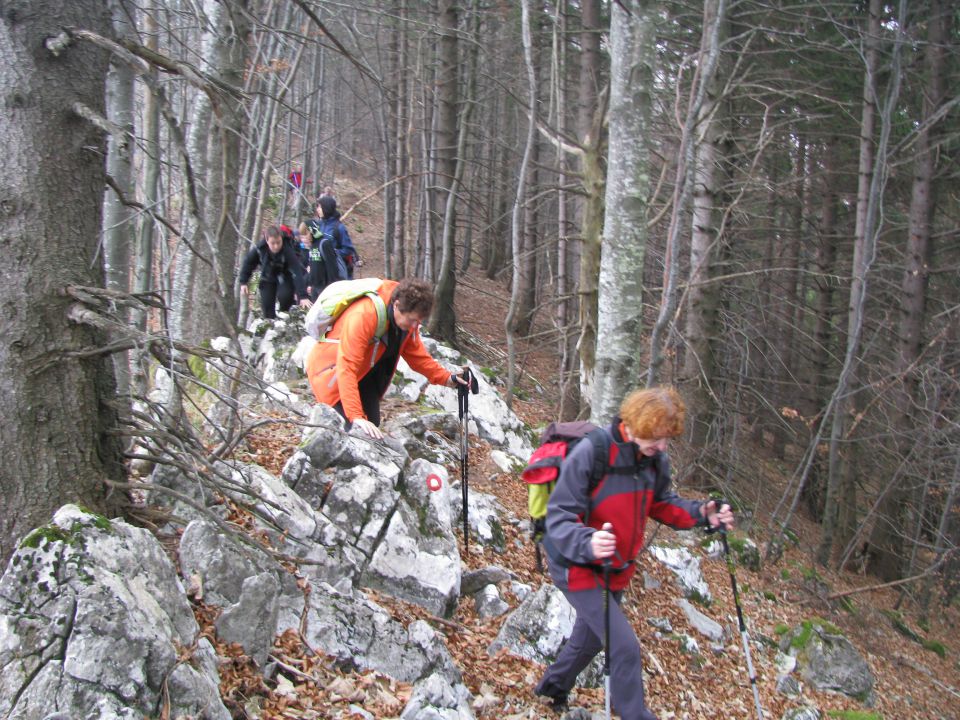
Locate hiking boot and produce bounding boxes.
[534,681,569,712]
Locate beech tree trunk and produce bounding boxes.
[591,0,656,422]
[0,0,125,566]
[101,0,137,397]
[575,0,605,408]
[185,0,248,343]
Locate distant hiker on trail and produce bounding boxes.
[238,225,312,319]
[289,169,303,191]
[306,278,467,440]
[534,386,734,719]
[298,221,345,301]
[310,195,360,279]
[287,168,308,209]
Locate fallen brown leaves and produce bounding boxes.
[236,417,300,477]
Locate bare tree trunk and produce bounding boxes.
[646,0,727,387]
[133,9,161,394]
[515,137,540,338]
[382,10,400,279]
[0,0,125,566]
[867,0,951,579]
[392,1,410,278]
[311,45,327,186]
[551,1,580,420]
[170,87,211,342]
[680,0,729,454]
[101,0,137,398]
[575,0,605,409]
[591,0,659,422]
[432,0,478,341]
[821,0,905,567]
[771,136,805,459]
[178,0,249,344]
[420,72,435,279]
[506,0,538,408]
[483,103,509,279]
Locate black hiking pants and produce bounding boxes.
[333,372,384,427]
[332,345,400,429]
[258,275,294,319]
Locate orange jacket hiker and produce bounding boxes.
[305,279,452,423]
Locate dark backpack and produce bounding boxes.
[520,422,613,568]
[307,220,349,280]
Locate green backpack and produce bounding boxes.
[304,278,388,342]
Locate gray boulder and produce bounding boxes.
[321,464,401,555]
[0,505,228,720]
[387,357,432,402]
[298,404,405,482]
[648,545,712,604]
[253,318,309,385]
[705,535,762,572]
[400,674,476,720]
[283,524,364,588]
[279,449,335,509]
[214,572,281,667]
[362,496,461,617]
[147,460,222,527]
[488,584,575,664]
[488,584,604,689]
[224,461,318,541]
[381,411,459,466]
[461,566,512,596]
[278,582,460,684]
[451,487,509,553]
[422,367,535,459]
[178,517,292,607]
[360,460,461,616]
[677,598,725,642]
[474,584,510,619]
[779,619,875,703]
[782,708,821,720]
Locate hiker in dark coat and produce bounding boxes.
[298,221,344,301]
[535,386,734,719]
[310,195,360,279]
[238,225,311,319]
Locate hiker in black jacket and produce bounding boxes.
[535,386,733,719]
[297,221,344,301]
[239,225,312,319]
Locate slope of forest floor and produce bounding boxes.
[219,178,960,719]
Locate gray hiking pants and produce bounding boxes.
[536,584,657,720]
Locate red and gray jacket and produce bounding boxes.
[543,420,706,592]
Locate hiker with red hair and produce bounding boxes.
[535,386,734,718]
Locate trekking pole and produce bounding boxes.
[603,559,612,720]
[457,369,478,555]
[707,506,764,720]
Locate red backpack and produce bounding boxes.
[521,421,612,569]
[278,224,297,245]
